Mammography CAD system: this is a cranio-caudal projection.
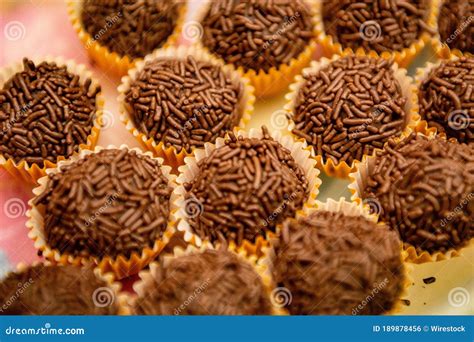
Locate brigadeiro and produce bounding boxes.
[119,46,254,167]
[271,202,406,315]
[352,133,474,261]
[68,0,185,75]
[28,147,176,278]
[434,0,473,57]
[175,127,320,251]
[286,55,415,178]
[133,248,273,315]
[417,57,474,143]
[197,0,317,97]
[0,58,103,182]
[0,264,124,315]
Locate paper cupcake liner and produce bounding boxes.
[348,133,474,264]
[118,44,255,170]
[261,197,413,315]
[315,0,436,68]
[430,0,474,60]
[66,0,187,77]
[174,127,321,257]
[26,145,178,279]
[8,261,130,315]
[0,56,103,184]
[284,53,420,179]
[132,243,285,315]
[191,0,319,98]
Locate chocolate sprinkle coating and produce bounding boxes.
[273,211,404,315]
[201,0,314,73]
[293,55,407,165]
[0,58,100,167]
[362,134,474,253]
[125,56,244,153]
[0,265,118,315]
[438,0,473,54]
[184,127,309,245]
[80,0,182,59]
[323,0,432,53]
[418,57,474,143]
[134,249,272,315]
[33,149,173,259]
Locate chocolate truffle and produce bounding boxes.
[124,56,245,153]
[438,0,473,54]
[273,211,404,315]
[80,0,182,59]
[0,265,119,315]
[362,134,474,254]
[292,55,407,165]
[183,127,309,245]
[201,0,314,73]
[418,57,474,143]
[323,0,432,53]
[0,58,100,167]
[33,148,172,259]
[134,249,272,315]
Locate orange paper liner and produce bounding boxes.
[173,127,322,258]
[132,243,285,315]
[9,261,130,315]
[192,0,320,98]
[261,197,413,315]
[0,56,104,184]
[348,134,474,264]
[66,0,186,77]
[117,45,255,170]
[430,0,474,60]
[315,0,437,68]
[284,52,420,179]
[26,145,178,279]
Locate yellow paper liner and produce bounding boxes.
[26,145,178,280]
[117,45,255,170]
[430,0,474,60]
[192,0,320,98]
[261,197,413,315]
[284,52,420,179]
[414,56,468,142]
[132,243,285,315]
[173,127,322,258]
[66,0,187,77]
[8,261,130,315]
[348,133,474,264]
[315,0,437,68]
[0,56,103,184]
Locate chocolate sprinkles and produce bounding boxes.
[293,55,407,165]
[418,57,474,143]
[124,56,244,153]
[273,211,404,315]
[323,0,432,53]
[362,134,474,254]
[201,0,314,73]
[0,58,100,167]
[81,0,182,59]
[133,249,272,315]
[183,127,309,245]
[33,148,172,259]
[438,0,473,54]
